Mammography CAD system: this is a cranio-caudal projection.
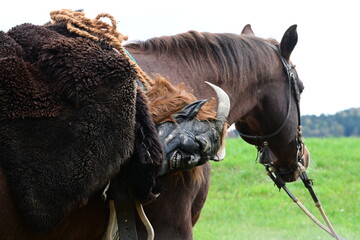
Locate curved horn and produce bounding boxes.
[205,81,230,122]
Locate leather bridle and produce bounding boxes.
[237,42,305,176]
[237,43,343,239]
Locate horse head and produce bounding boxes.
[235,24,310,182]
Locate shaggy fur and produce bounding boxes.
[0,24,162,232]
[0,29,62,120]
[119,89,163,203]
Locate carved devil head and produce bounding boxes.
[157,82,230,175]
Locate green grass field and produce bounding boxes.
[193,138,360,240]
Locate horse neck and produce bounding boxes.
[127,48,218,98]
[126,41,280,125]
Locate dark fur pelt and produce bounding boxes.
[0,24,162,232]
[119,89,163,203]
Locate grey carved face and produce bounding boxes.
[157,100,222,175]
[156,82,230,176]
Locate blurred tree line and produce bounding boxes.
[227,108,360,138]
[301,107,359,137]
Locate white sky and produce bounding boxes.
[1,0,359,115]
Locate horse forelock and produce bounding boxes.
[127,31,281,93]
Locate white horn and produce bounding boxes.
[205,81,230,122]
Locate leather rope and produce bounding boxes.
[135,201,154,240]
[266,164,343,240]
[50,9,154,91]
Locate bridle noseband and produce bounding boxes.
[237,42,305,176]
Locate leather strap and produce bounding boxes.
[110,180,138,240]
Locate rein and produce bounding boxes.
[266,166,344,239]
[239,43,343,239]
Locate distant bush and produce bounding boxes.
[227,107,360,138]
[302,108,360,137]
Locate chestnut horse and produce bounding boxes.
[0,23,309,240]
[124,24,310,239]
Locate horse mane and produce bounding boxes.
[126,31,280,93]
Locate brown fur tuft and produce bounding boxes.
[146,75,216,123]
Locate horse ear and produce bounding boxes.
[280,24,298,61]
[241,24,254,35]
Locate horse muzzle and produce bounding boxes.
[277,145,311,182]
[260,142,311,182]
